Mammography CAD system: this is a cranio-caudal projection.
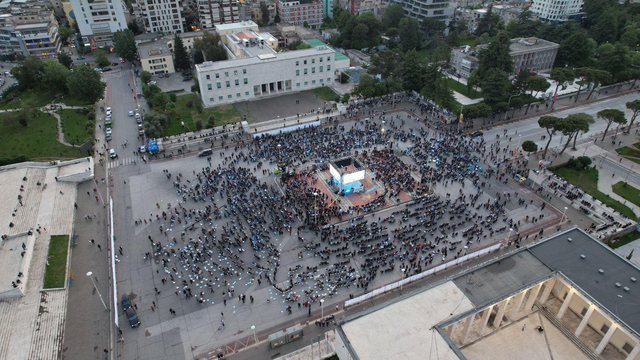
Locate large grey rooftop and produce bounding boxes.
[529,228,640,336]
[509,37,559,54]
[196,46,335,71]
[453,251,553,306]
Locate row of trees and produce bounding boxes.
[10,57,104,104]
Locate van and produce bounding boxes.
[198,149,213,157]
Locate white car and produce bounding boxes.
[109,148,117,159]
[139,145,146,153]
[128,110,134,117]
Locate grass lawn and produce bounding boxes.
[0,111,84,164]
[312,87,339,102]
[552,166,638,221]
[165,94,241,136]
[0,89,56,110]
[445,78,482,99]
[615,143,640,165]
[609,230,640,249]
[612,182,640,208]
[59,109,93,145]
[43,235,69,289]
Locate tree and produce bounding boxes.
[625,99,640,133]
[597,108,626,141]
[480,69,511,109]
[173,35,190,72]
[549,67,574,110]
[382,4,404,29]
[477,31,512,81]
[274,13,281,23]
[596,43,629,83]
[58,26,74,44]
[66,65,105,103]
[398,18,421,51]
[590,7,619,44]
[575,67,611,101]
[259,1,270,25]
[193,32,227,62]
[113,29,137,62]
[463,103,492,119]
[11,56,44,90]
[95,51,110,68]
[538,115,561,158]
[421,64,454,109]
[143,111,169,138]
[566,113,594,150]
[522,140,538,153]
[399,50,425,92]
[58,53,73,69]
[475,4,502,36]
[557,32,595,68]
[141,71,152,84]
[42,60,70,94]
[523,75,549,114]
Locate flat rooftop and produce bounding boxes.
[510,37,559,54]
[214,20,258,32]
[196,46,335,71]
[304,38,349,61]
[339,281,474,360]
[138,39,171,59]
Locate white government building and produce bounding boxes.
[196,21,349,107]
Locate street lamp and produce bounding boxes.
[251,325,257,343]
[86,271,108,311]
[506,228,514,246]
[320,298,325,319]
[561,206,568,223]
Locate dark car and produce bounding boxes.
[471,131,484,138]
[125,307,141,328]
[121,294,131,311]
[198,149,213,157]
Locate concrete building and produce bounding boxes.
[166,30,204,51]
[70,0,128,49]
[137,0,185,33]
[450,37,559,79]
[138,38,176,74]
[197,0,240,29]
[0,0,61,59]
[530,0,582,21]
[456,5,524,33]
[335,228,640,360]
[389,0,456,25]
[276,0,323,28]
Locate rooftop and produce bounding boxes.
[214,20,258,32]
[509,37,559,54]
[137,39,171,60]
[303,38,349,61]
[196,46,335,71]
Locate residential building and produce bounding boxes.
[197,0,240,29]
[137,0,185,33]
[0,0,61,59]
[338,0,384,15]
[530,0,582,21]
[388,0,455,25]
[276,0,323,28]
[166,30,204,52]
[69,0,128,49]
[456,5,524,33]
[335,228,640,360]
[450,37,559,79]
[50,0,66,19]
[322,0,331,17]
[196,21,349,106]
[138,37,176,74]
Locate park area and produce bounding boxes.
[43,235,69,289]
[167,94,241,135]
[0,111,84,165]
[0,88,93,110]
[612,181,640,208]
[552,165,638,221]
[616,143,640,165]
[59,109,94,145]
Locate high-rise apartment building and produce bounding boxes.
[197,0,239,29]
[70,0,128,49]
[0,0,61,59]
[276,0,323,28]
[137,0,185,33]
[530,0,582,21]
[388,0,455,25]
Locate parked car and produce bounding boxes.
[128,110,134,117]
[125,307,141,328]
[121,295,131,311]
[471,131,483,138]
[109,148,117,159]
[139,145,146,153]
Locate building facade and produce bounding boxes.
[137,0,185,33]
[0,0,61,59]
[70,0,128,49]
[389,0,455,25]
[138,38,176,74]
[197,46,337,106]
[530,0,582,21]
[450,37,559,79]
[276,0,323,28]
[197,0,240,28]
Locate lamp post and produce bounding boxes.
[506,228,514,246]
[86,271,108,311]
[251,325,257,343]
[561,206,568,223]
[320,298,325,319]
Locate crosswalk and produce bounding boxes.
[107,156,138,169]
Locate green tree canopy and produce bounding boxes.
[57,53,73,69]
[597,108,626,140]
[173,34,190,71]
[43,60,70,94]
[538,115,561,158]
[557,32,595,68]
[398,18,421,51]
[67,65,104,103]
[95,51,110,68]
[382,4,404,29]
[477,31,512,81]
[113,29,137,62]
[549,67,575,109]
[521,140,538,153]
[193,31,228,62]
[625,99,640,133]
[11,56,44,90]
[480,68,511,109]
[475,4,502,36]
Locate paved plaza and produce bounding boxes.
[112,106,562,360]
[234,90,333,123]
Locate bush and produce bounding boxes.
[186,100,194,108]
[194,120,203,131]
[87,110,95,121]
[522,140,538,153]
[169,93,177,102]
[141,71,152,84]
[567,156,592,170]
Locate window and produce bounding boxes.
[327,56,331,61]
[243,69,247,74]
[215,73,219,78]
[311,58,315,64]
[209,97,214,102]
[312,80,316,84]
[219,96,223,100]
[245,91,249,96]
[207,84,212,90]
[227,94,232,99]
[622,343,634,353]
[296,82,300,87]
[217,82,221,89]
[580,307,587,316]
[296,61,299,66]
[600,324,610,334]
[327,65,331,71]
[225,71,229,77]
[312,67,315,73]
[296,69,300,76]
[234,70,238,75]
[243,78,248,84]
[320,66,323,72]
[206,74,210,80]
[304,69,308,75]
[226,81,230,88]
[327,77,331,82]
[304,81,308,85]
[320,57,323,63]
[236,92,241,97]
[304,60,307,65]
[235,79,239,86]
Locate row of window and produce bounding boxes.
[296,56,331,66]
[207,78,249,90]
[295,65,331,76]
[208,77,332,103]
[205,68,247,80]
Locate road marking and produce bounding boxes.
[108,157,138,169]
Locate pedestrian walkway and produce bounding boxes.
[108,156,137,169]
